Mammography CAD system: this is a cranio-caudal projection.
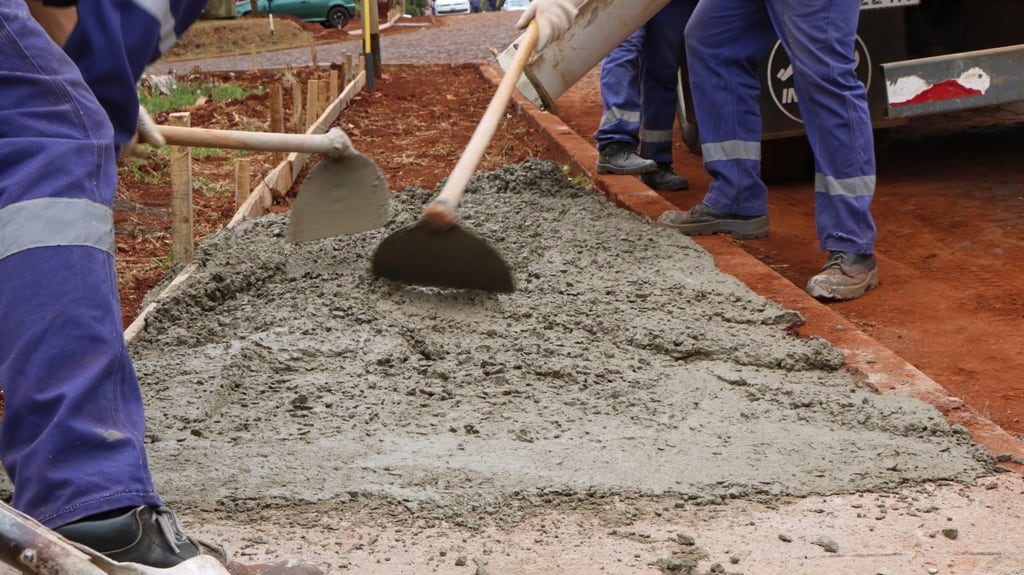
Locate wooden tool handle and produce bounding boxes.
[422,20,540,230]
[157,125,352,157]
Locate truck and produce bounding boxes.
[498,0,1024,181]
[675,0,1024,179]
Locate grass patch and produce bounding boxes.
[140,80,265,114]
[162,17,314,62]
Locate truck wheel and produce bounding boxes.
[325,7,350,27]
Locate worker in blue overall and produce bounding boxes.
[594,0,697,192]
[0,2,321,573]
[658,0,879,300]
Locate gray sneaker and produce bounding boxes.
[657,202,769,239]
[805,251,879,300]
[56,506,322,575]
[641,164,689,191]
[596,142,657,175]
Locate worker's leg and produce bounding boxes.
[638,0,695,166]
[636,0,697,191]
[594,29,645,150]
[768,0,876,254]
[0,4,162,529]
[684,0,777,215]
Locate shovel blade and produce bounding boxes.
[371,221,515,293]
[287,153,390,242]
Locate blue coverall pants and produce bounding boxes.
[685,0,877,254]
[594,0,696,166]
[0,0,203,529]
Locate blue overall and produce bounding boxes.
[594,0,696,166]
[685,0,876,254]
[0,0,204,529]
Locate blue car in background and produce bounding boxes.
[236,0,356,28]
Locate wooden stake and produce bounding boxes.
[318,79,329,114]
[329,69,339,102]
[269,83,284,164]
[234,157,251,210]
[306,79,319,129]
[343,52,353,84]
[291,81,303,133]
[169,112,194,264]
[310,39,319,70]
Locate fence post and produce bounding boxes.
[169,112,194,264]
[270,83,284,164]
[306,79,319,129]
[291,81,303,132]
[235,157,251,210]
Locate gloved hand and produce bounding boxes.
[515,0,578,52]
[122,104,166,160]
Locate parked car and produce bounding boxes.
[236,0,356,28]
[501,0,529,10]
[435,0,471,15]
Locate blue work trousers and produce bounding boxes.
[685,0,877,253]
[594,0,695,166]
[0,4,163,529]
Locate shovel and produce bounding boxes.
[370,21,541,293]
[0,500,230,575]
[156,125,390,242]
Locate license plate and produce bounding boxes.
[861,0,920,9]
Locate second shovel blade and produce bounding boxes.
[287,153,390,242]
[371,221,515,293]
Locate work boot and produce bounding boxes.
[641,164,689,191]
[56,506,322,575]
[805,251,879,300]
[657,202,769,239]
[596,142,657,175]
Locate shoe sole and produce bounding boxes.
[660,215,769,240]
[596,162,658,175]
[805,268,880,300]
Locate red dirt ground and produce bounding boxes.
[110,30,1024,448]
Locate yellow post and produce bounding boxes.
[361,0,375,90]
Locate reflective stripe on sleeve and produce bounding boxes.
[0,198,115,262]
[815,173,876,198]
[701,140,761,162]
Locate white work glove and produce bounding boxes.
[123,104,166,160]
[515,0,578,52]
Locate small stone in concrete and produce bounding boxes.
[676,534,696,546]
[942,527,960,540]
[813,536,839,553]
[778,534,793,543]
